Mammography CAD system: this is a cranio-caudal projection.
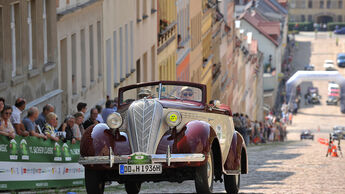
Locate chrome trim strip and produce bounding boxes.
[79,153,205,165]
[223,169,241,175]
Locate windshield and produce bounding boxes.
[338,56,345,60]
[120,83,203,105]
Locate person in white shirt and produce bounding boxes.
[10,98,29,137]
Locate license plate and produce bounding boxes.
[119,164,162,175]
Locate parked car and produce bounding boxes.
[79,81,248,194]
[323,60,336,70]
[304,64,315,71]
[300,130,314,140]
[334,27,345,34]
[337,53,345,67]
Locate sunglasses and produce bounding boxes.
[183,92,193,97]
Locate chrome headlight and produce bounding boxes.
[107,112,123,129]
[165,111,182,127]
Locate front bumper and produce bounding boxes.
[79,147,205,167]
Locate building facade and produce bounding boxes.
[157,0,177,81]
[0,0,61,119]
[57,0,104,116]
[289,0,345,23]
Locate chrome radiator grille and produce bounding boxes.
[127,99,164,154]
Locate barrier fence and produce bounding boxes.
[0,135,84,190]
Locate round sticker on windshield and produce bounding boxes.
[170,114,177,122]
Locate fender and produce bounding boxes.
[223,131,247,175]
[80,123,131,157]
[156,120,216,165]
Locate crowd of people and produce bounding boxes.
[233,112,287,145]
[0,96,118,143]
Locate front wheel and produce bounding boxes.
[125,182,141,194]
[224,174,240,194]
[85,168,105,194]
[194,150,214,194]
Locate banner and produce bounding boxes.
[0,135,84,190]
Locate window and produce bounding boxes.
[327,0,331,8]
[130,21,134,71]
[11,3,21,77]
[308,15,312,22]
[151,45,155,81]
[308,0,312,8]
[339,0,343,8]
[0,7,3,82]
[143,52,148,82]
[43,0,48,64]
[136,59,141,83]
[97,21,102,77]
[106,39,111,95]
[113,31,118,83]
[28,0,36,70]
[119,27,123,80]
[125,24,129,76]
[338,15,343,22]
[320,0,324,8]
[143,0,148,18]
[71,33,77,95]
[80,29,86,88]
[151,0,156,13]
[136,0,141,22]
[89,25,94,82]
[301,15,305,22]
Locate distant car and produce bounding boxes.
[304,64,315,71]
[323,60,335,70]
[326,95,339,105]
[331,130,345,140]
[334,27,345,34]
[305,87,321,104]
[337,53,345,67]
[300,130,314,140]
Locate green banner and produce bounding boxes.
[0,135,84,190]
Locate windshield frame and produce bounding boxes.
[118,81,207,108]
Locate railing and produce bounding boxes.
[158,22,177,51]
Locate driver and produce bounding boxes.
[138,89,152,99]
[180,87,194,100]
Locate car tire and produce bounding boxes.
[85,168,105,194]
[125,182,142,194]
[224,173,240,194]
[194,150,214,194]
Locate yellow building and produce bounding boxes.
[157,0,177,81]
[289,0,345,23]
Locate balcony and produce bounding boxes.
[263,73,277,92]
[158,22,177,54]
[57,0,97,15]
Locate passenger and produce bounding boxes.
[101,100,115,122]
[11,98,29,136]
[73,112,84,140]
[0,105,16,139]
[42,112,59,142]
[22,107,47,139]
[59,115,76,144]
[180,87,194,100]
[138,89,152,99]
[95,105,104,123]
[35,104,55,129]
[84,108,100,130]
[77,102,87,114]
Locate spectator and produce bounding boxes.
[73,112,84,141]
[42,112,59,142]
[77,102,87,114]
[0,105,16,139]
[83,108,99,130]
[59,115,76,144]
[101,100,115,122]
[95,105,104,123]
[36,104,54,129]
[11,98,29,136]
[0,97,4,113]
[22,107,47,139]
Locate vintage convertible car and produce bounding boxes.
[79,81,248,194]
